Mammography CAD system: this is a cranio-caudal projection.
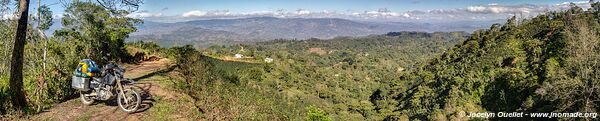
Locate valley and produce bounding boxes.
[0,1,599,121]
[128,17,494,48]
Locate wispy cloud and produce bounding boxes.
[128,12,163,18]
[144,1,594,23]
[181,10,234,18]
[161,7,169,11]
[295,9,311,15]
[557,0,590,5]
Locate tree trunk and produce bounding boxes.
[40,0,47,73]
[9,0,30,110]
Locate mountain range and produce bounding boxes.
[125,17,501,48]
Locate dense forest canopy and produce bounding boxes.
[168,31,467,120]
[378,2,600,120]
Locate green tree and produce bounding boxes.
[54,1,141,65]
[37,4,53,70]
[539,13,600,113]
[2,0,142,113]
[305,105,333,121]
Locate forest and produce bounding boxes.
[0,0,599,120]
[382,3,600,120]
[167,2,600,120]
[182,31,467,120]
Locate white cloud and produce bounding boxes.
[128,12,163,18]
[241,10,275,16]
[466,6,487,13]
[558,1,589,5]
[146,1,593,23]
[182,10,208,17]
[357,8,406,18]
[181,10,239,18]
[403,1,591,22]
[402,13,410,18]
[210,10,233,16]
[466,5,533,14]
[295,9,311,15]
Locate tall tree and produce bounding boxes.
[36,4,52,74]
[55,1,140,65]
[9,0,30,110]
[34,3,53,112]
[4,0,141,112]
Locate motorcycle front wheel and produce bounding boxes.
[117,88,141,113]
[80,91,95,105]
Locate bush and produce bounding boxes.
[305,105,333,121]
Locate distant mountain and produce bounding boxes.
[128,17,500,48]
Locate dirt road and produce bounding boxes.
[29,59,200,121]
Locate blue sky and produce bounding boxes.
[31,0,595,22]
[135,0,575,13]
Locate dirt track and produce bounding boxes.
[29,59,199,121]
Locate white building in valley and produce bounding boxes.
[264,57,274,63]
[235,54,243,58]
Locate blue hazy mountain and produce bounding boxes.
[127,17,500,47]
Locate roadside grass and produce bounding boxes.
[143,79,203,120]
[187,80,306,121]
[140,69,202,121]
[144,96,173,121]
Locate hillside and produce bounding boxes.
[166,31,468,120]
[129,17,495,48]
[167,3,600,120]
[378,3,600,120]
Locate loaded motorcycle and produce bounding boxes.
[71,59,141,113]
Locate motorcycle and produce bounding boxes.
[73,62,141,113]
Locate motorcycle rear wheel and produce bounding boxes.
[117,88,141,113]
[80,91,95,105]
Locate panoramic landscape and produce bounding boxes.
[1,0,600,120]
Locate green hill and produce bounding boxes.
[82,3,600,120]
[168,31,467,120]
[380,3,600,120]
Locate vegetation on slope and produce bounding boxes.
[167,3,600,120]
[167,32,467,120]
[379,3,600,120]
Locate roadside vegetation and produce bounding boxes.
[0,0,141,115]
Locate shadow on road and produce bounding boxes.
[133,82,156,113]
[131,65,176,81]
[98,82,155,114]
